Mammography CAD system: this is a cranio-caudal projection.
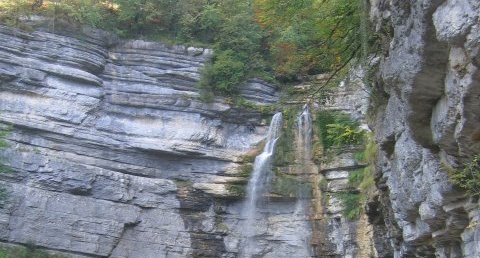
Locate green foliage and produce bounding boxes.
[354,150,365,162]
[198,1,270,97]
[0,0,33,29]
[326,123,365,147]
[254,0,363,80]
[1,0,369,99]
[335,192,361,220]
[0,244,66,258]
[315,110,365,152]
[350,132,377,192]
[348,168,364,187]
[444,155,480,198]
[339,132,377,220]
[199,50,248,95]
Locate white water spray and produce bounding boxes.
[296,104,313,164]
[241,112,283,257]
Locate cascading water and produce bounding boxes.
[294,104,315,256]
[296,104,313,164]
[241,112,283,257]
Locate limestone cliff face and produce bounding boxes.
[368,0,480,256]
[1,0,479,256]
[0,24,286,257]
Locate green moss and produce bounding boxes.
[238,164,253,178]
[273,106,297,167]
[270,170,311,198]
[216,223,229,233]
[354,150,365,162]
[226,184,246,197]
[173,179,193,188]
[318,177,328,191]
[233,97,277,115]
[0,243,66,258]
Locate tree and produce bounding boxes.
[253,0,362,82]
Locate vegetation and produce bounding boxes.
[0,0,366,99]
[226,184,246,197]
[444,155,480,198]
[315,110,365,152]
[0,125,10,208]
[254,0,363,81]
[273,107,296,166]
[337,132,377,220]
[0,244,65,258]
[335,192,361,220]
[0,125,9,174]
[270,169,311,198]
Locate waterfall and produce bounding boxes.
[296,104,313,164]
[294,104,314,256]
[241,112,283,257]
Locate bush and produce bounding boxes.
[445,155,480,198]
[326,123,365,147]
[335,192,361,220]
[315,110,365,151]
[199,50,248,95]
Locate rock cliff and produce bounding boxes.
[368,0,480,257]
[0,24,285,257]
[0,0,479,256]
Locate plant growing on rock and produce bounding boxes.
[0,125,11,174]
[445,155,480,198]
[315,110,366,152]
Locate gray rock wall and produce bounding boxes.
[0,24,284,257]
[369,0,480,257]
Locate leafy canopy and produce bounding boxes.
[0,0,364,96]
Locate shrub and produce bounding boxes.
[315,110,365,151]
[326,123,364,147]
[335,192,361,220]
[199,50,248,95]
[445,155,480,198]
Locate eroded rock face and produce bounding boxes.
[369,0,480,256]
[0,24,283,257]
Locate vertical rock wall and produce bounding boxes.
[369,0,480,256]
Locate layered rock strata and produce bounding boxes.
[0,24,287,257]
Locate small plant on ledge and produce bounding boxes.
[444,155,480,198]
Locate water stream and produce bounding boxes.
[241,112,283,257]
[240,106,314,257]
[295,104,315,256]
[296,104,313,164]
